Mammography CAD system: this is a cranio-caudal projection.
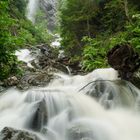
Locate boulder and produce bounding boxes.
[4,76,19,86]
[131,70,140,88]
[29,99,48,131]
[107,44,140,80]
[0,127,40,140]
[17,70,53,90]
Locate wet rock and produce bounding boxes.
[30,99,48,131]
[80,79,138,108]
[37,53,70,74]
[0,86,6,92]
[131,70,140,89]
[17,70,53,90]
[57,57,84,75]
[33,43,83,75]
[68,125,94,140]
[0,127,40,140]
[4,76,19,86]
[0,81,4,86]
[107,44,140,80]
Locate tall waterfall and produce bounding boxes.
[0,68,140,140]
[26,0,39,23]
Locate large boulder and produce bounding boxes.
[0,127,40,140]
[107,44,140,80]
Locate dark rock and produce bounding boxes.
[131,70,140,89]
[0,127,40,140]
[107,44,140,80]
[30,99,48,131]
[57,57,84,75]
[0,81,4,86]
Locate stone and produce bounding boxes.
[0,86,6,92]
[107,44,140,80]
[17,70,53,90]
[29,99,48,131]
[131,70,140,89]
[4,76,19,86]
[0,127,40,140]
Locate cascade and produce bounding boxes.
[26,0,39,23]
[0,68,140,140]
[15,49,35,68]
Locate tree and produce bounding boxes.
[0,0,52,80]
[59,0,99,56]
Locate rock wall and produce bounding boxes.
[40,0,58,31]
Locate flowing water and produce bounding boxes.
[26,0,39,23]
[15,49,35,68]
[13,1,140,139]
[0,68,140,140]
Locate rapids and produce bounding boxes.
[0,68,140,140]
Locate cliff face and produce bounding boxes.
[40,0,58,31]
[26,0,58,31]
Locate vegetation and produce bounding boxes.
[0,0,51,80]
[0,0,140,80]
[59,0,140,71]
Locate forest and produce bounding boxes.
[0,0,140,80]
[0,0,140,140]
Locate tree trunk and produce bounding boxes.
[123,0,131,22]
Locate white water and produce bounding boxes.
[0,68,140,140]
[51,34,61,48]
[15,49,35,68]
[26,0,39,23]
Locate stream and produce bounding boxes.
[0,68,140,140]
[0,1,139,139]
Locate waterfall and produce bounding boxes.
[26,0,39,23]
[0,68,140,140]
[26,0,58,30]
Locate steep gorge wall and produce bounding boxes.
[40,0,58,31]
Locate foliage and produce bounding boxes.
[59,0,140,72]
[59,0,129,56]
[0,0,51,80]
[59,0,100,56]
[82,11,140,71]
[0,0,20,80]
[82,36,108,71]
[107,12,140,51]
[35,9,53,44]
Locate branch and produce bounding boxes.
[78,79,122,92]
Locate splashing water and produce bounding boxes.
[15,49,35,68]
[0,68,140,140]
